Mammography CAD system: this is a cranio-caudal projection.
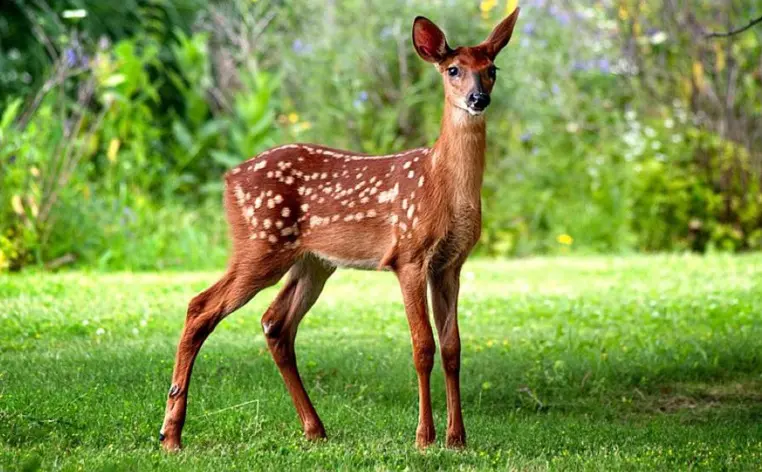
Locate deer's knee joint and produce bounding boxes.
[187,295,206,319]
[261,312,285,339]
[441,352,460,374]
[414,339,436,373]
[440,338,460,360]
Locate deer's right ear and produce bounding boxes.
[412,17,451,63]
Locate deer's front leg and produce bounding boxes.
[430,265,466,448]
[395,262,436,448]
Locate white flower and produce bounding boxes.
[96,328,105,336]
[82,320,89,326]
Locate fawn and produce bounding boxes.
[160,8,520,451]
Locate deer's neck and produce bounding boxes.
[430,101,487,210]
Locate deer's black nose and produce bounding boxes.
[467,92,491,111]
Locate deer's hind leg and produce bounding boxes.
[261,255,335,439]
[160,251,290,451]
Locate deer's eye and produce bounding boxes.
[447,66,459,77]
[487,65,498,80]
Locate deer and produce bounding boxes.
[160,7,520,451]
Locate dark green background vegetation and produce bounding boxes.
[1,0,761,271]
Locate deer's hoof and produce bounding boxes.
[445,432,466,449]
[304,422,326,441]
[159,431,182,452]
[415,426,436,449]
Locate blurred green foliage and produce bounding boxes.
[0,0,761,271]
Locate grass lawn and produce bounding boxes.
[2,254,762,470]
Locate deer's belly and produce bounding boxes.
[303,220,393,270]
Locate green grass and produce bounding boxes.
[2,255,762,471]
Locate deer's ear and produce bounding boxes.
[412,17,451,63]
[482,7,520,59]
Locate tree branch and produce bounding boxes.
[705,14,762,38]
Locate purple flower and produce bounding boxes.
[291,39,312,54]
[572,61,587,71]
[520,132,532,143]
[522,23,535,35]
[65,48,78,67]
[552,84,560,95]
[358,91,368,102]
[556,12,571,26]
[597,58,610,73]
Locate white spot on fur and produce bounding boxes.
[234,184,246,207]
[282,207,291,217]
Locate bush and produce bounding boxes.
[1,0,761,271]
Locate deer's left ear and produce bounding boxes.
[482,7,520,59]
[412,16,452,63]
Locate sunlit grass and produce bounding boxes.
[2,254,762,470]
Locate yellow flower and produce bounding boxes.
[480,0,497,18]
[30,167,40,177]
[11,195,24,216]
[288,113,299,124]
[480,0,497,12]
[505,0,518,15]
[557,233,573,245]
[107,138,120,164]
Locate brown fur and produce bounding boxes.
[160,8,520,451]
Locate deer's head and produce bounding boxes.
[412,8,520,116]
